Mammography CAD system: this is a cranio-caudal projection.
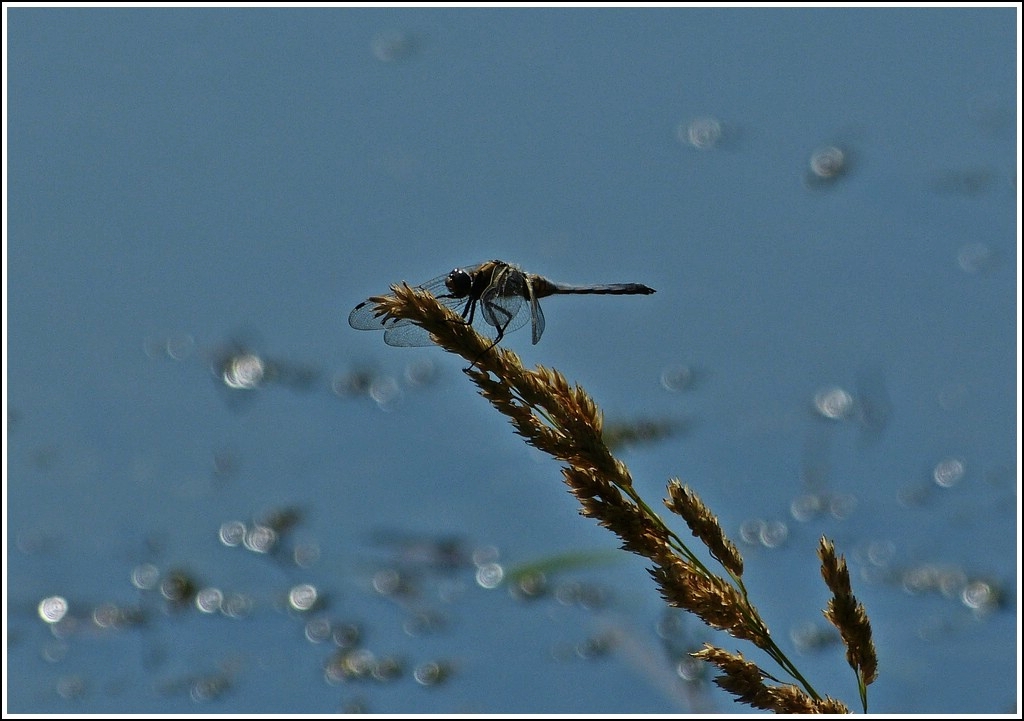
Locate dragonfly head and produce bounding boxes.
[444,268,474,298]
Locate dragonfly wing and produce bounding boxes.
[529,289,545,345]
[349,265,481,344]
[348,269,451,332]
[480,270,533,339]
[348,298,401,331]
[382,322,435,347]
[349,301,431,346]
[378,271,469,346]
[480,288,523,330]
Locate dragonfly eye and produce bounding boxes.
[445,268,473,298]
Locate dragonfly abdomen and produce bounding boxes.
[536,281,656,298]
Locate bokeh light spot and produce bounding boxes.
[288,583,319,612]
[195,588,224,614]
[660,364,695,392]
[369,376,402,409]
[294,541,321,568]
[243,524,278,554]
[828,493,858,520]
[404,358,438,386]
[222,353,265,390]
[679,116,724,150]
[813,386,854,420]
[131,563,160,590]
[809,145,846,179]
[56,675,86,700]
[932,457,965,488]
[220,593,254,619]
[371,568,404,596]
[413,660,452,686]
[218,520,247,547]
[957,242,996,273]
[304,616,333,644]
[38,596,69,624]
[759,520,789,548]
[475,562,504,589]
[961,580,1000,613]
[790,493,827,522]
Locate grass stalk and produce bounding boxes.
[362,282,877,713]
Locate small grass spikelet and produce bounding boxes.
[819,536,878,711]
[665,479,744,578]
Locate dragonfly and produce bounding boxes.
[348,260,656,354]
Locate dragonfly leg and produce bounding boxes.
[437,296,475,330]
[465,308,515,370]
